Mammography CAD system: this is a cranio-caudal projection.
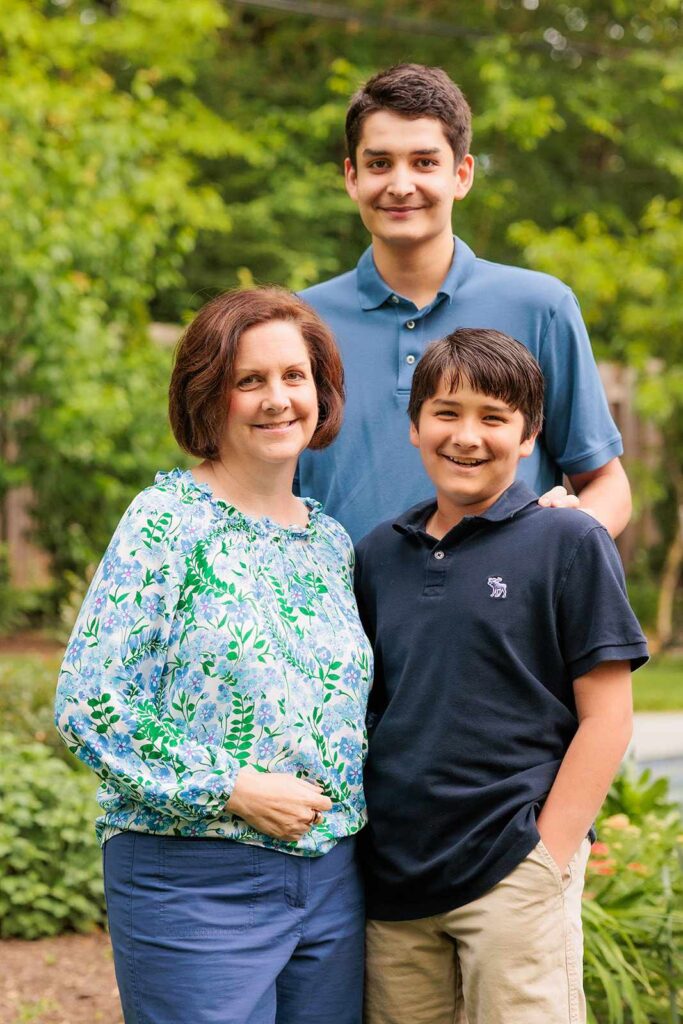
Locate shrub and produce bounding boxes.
[0,653,87,767]
[0,732,105,938]
[584,766,683,1023]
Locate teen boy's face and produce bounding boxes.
[344,111,474,250]
[410,379,536,519]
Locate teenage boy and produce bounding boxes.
[298,64,630,543]
[354,328,648,1024]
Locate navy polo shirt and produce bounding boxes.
[299,238,623,542]
[354,481,648,921]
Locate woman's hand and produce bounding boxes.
[226,769,333,841]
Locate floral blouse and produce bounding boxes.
[55,469,373,855]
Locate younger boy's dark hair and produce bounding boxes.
[408,328,544,441]
[345,63,472,168]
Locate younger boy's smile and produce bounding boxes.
[410,378,536,533]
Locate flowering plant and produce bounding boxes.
[584,766,683,1023]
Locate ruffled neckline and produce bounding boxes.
[155,468,322,539]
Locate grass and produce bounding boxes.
[633,655,683,711]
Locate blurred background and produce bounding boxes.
[0,1,681,1021]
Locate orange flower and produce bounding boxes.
[602,813,630,830]
[626,862,649,876]
[588,858,617,875]
[591,842,610,857]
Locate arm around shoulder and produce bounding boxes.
[568,457,632,538]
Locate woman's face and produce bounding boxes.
[221,320,318,468]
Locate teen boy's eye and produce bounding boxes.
[416,158,437,168]
[367,159,390,170]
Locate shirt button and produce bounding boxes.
[390,294,400,304]
[406,320,416,330]
[406,354,416,365]
[434,550,445,560]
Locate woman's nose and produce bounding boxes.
[261,380,290,411]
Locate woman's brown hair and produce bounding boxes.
[169,288,345,458]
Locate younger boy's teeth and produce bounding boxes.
[443,455,484,465]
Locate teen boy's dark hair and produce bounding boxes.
[408,328,545,440]
[345,63,472,168]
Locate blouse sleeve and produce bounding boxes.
[54,489,240,821]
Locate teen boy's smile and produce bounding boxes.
[410,379,536,533]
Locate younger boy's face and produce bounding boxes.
[410,378,536,518]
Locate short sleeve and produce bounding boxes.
[556,522,648,680]
[540,291,623,475]
[55,489,239,821]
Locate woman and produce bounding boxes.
[55,289,372,1024]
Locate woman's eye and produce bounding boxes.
[237,376,259,388]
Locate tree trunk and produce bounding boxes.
[652,493,683,655]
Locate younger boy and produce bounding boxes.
[354,328,648,1024]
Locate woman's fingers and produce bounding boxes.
[226,769,333,840]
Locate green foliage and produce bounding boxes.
[0,731,105,938]
[584,766,683,1023]
[0,0,239,606]
[0,653,72,762]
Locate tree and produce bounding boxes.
[0,0,243,600]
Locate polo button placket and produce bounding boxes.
[396,310,421,393]
[423,546,448,595]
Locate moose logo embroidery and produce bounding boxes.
[487,577,507,599]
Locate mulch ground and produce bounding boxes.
[0,931,123,1024]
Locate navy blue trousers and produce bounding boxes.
[103,831,364,1024]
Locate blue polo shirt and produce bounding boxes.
[354,481,648,921]
[299,239,623,542]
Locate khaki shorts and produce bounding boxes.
[365,838,591,1024]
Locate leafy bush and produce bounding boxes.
[0,732,105,938]
[0,654,77,764]
[584,766,683,1024]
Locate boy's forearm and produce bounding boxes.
[536,662,633,870]
[569,458,632,538]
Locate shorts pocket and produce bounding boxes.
[158,838,258,937]
[535,838,572,892]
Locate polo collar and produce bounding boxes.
[356,236,477,311]
[393,481,539,537]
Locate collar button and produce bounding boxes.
[433,550,445,560]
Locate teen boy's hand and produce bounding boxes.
[538,485,597,521]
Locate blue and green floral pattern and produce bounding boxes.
[55,469,372,855]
